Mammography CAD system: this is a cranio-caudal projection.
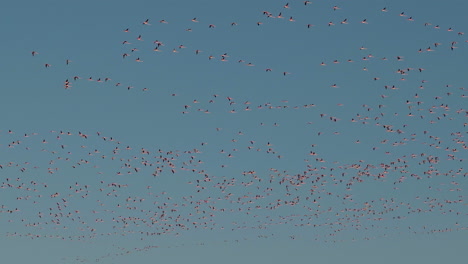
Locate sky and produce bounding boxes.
[0,0,467,263]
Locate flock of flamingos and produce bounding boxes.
[2,1,467,263]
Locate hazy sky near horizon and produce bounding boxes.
[0,0,466,263]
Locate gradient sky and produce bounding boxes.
[1,0,466,263]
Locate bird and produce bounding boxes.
[5,1,467,255]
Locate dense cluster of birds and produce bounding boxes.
[2,1,467,263]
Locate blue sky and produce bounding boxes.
[0,0,466,263]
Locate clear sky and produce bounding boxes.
[0,0,466,263]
